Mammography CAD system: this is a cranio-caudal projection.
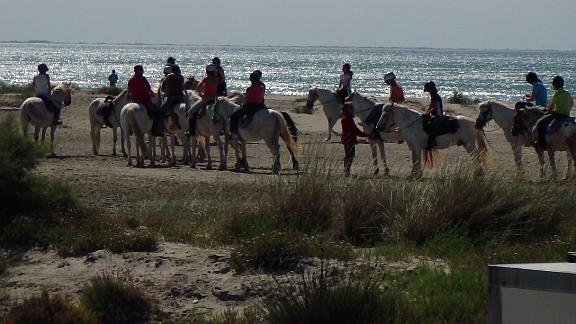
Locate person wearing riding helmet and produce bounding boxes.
[384,72,405,104]
[515,72,548,109]
[230,70,267,136]
[32,63,61,125]
[160,64,185,129]
[185,64,220,136]
[212,57,227,96]
[336,63,353,103]
[533,76,574,148]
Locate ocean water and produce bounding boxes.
[1,43,574,101]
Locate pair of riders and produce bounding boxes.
[127,64,183,136]
[33,63,62,125]
[513,72,574,148]
[186,65,266,137]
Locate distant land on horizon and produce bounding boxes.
[1,40,574,53]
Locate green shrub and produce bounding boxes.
[92,86,123,96]
[0,82,33,95]
[0,116,77,227]
[264,268,399,324]
[2,291,98,324]
[80,273,153,323]
[448,90,478,105]
[292,98,314,114]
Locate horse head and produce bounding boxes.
[305,87,318,109]
[475,101,493,129]
[52,83,72,107]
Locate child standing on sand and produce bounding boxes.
[341,103,366,177]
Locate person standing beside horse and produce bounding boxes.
[533,76,574,148]
[186,64,219,136]
[212,57,227,96]
[32,64,61,125]
[336,63,353,103]
[341,103,367,177]
[230,70,266,136]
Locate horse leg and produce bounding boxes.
[170,135,177,166]
[148,135,156,167]
[241,141,250,172]
[548,150,557,179]
[190,135,198,168]
[111,127,117,157]
[409,145,422,179]
[126,133,133,167]
[49,126,56,156]
[205,136,213,170]
[121,128,127,157]
[181,133,190,164]
[160,136,167,163]
[378,141,390,175]
[535,148,546,178]
[215,134,227,170]
[40,128,47,144]
[135,136,143,168]
[566,151,574,180]
[266,138,281,175]
[33,127,40,143]
[369,140,379,175]
[91,124,101,155]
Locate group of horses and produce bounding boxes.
[18,83,576,178]
[20,82,298,175]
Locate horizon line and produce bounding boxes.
[1,40,574,53]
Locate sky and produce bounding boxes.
[1,0,575,50]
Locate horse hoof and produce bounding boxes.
[324,137,330,142]
[111,153,117,157]
[293,162,300,170]
[384,167,390,176]
[219,165,227,171]
[206,165,213,170]
[373,168,380,175]
[191,163,197,169]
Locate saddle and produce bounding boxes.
[37,96,54,112]
[96,96,115,128]
[238,105,267,129]
[422,115,459,137]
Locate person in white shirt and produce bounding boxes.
[32,64,61,125]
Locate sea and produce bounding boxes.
[1,42,575,101]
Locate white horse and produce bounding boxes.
[217,100,299,174]
[120,103,156,167]
[188,93,235,170]
[509,107,576,178]
[305,87,342,141]
[88,89,130,156]
[20,83,72,155]
[349,93,487,177]
[475,100,574,178]
[160,100,190,166]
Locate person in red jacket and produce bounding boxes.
[230,70,266,135]
[128,65,163,135]
[341,103,367,177]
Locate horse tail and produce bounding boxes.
[474,128,489,164]
[423,148,437,168]
[277,112,299,153]
[281,112,299,143]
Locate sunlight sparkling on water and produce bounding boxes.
[1,43,574,101]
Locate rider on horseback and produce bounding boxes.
[212,57,227,96]
[515,72,548,109]
[336,63,353,103]
[33,64,61,125]
[230,70,267,136]
[160,64,185,129]
[186,64,219,136]
[127,65,162,135]
[533,76,574,148]
[422,81,445,148]
[384,72,405,104]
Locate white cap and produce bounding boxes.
[384,72,396,82]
